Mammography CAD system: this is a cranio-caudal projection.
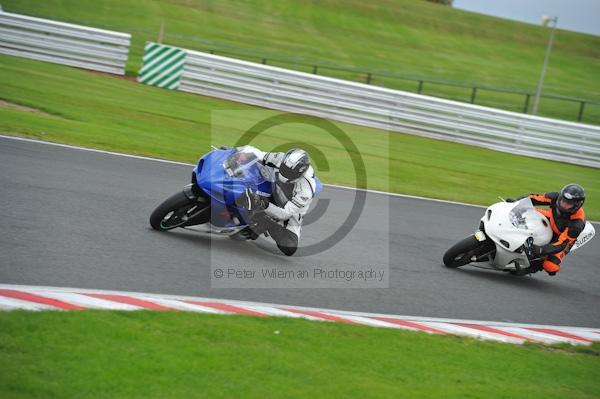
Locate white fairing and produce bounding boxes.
[571,222,595,252]
[481,198,553,269]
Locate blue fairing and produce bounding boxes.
[193,149,272,227]
[193,148,322,228]
[314,178,323,196]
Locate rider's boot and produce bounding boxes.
[510,259,543,276]
[230,226,259,241]
[251,213,298,256]
[230,210,267,241]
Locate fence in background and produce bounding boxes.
[0,10,130,75]
[126,26,600,123]
[138,42,600,168]
[131,32,600,123]
[193,46,600,124]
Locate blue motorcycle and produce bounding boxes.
[149,147,273,233]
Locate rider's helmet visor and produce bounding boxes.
[558,197,582,211]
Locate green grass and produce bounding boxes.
[1,310,599,399]
[2,0,600,123]
[1,55,599,219]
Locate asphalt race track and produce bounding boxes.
[1,136,599,327]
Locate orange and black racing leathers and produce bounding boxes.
[524,192,586,273]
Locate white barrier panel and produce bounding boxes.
[170,45,600,168]
[0,10,130,75]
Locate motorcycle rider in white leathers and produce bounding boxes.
[233,145,318,256]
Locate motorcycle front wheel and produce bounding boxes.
[443,236,493,268]
[149,191,210,231]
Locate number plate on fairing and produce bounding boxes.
[474,231,486,242]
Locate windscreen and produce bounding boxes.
[196,148,268,206]
[508,197,535,229]
[223,149,260,179]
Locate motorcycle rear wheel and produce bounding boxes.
[443,236,492,268]
[150,191,209,231]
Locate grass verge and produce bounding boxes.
[2,0,600,123]
[1,55,599,219]
[1,310,599,399]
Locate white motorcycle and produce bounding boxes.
[443,198,595,275]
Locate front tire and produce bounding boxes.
[149,191,209,231]
[443,236,491,268]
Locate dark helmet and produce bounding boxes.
[278,148,310,183]
[557,183,585,214]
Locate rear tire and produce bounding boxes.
[149,191,209,231]
[443,236,490,268]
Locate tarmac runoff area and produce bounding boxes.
[1,135,599,329]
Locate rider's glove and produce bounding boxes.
[236,188,254,210]
[237,188,269,212]
[526,244,543,259]
[253,194,270,211]
[505,198,516,203]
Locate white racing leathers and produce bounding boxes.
[243,146,317,238]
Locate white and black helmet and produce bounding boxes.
[278,148,310,183]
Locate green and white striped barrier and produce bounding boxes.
[137,42,186,89]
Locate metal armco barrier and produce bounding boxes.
[179,48,600,168]
[0,10,130,75]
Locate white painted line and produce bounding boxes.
[419,322,525,344]
[553,329,600,342]
[272,309,334,322]
[38,292,142,310]
[0,296,55,311]
[510,328,588,345]
[3,134,599,224]
[0,134,479,206]
[324,308,600,332]
[0,134,192,167]
[324,183,485,209]
[139,297,225,313]
[338,314,411,329]
[240,305,310,318]
[500,327,562,345]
